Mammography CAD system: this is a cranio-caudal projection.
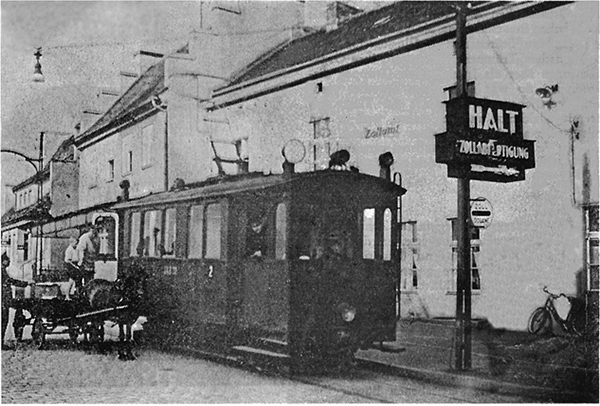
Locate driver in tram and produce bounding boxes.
[246,215,266,259]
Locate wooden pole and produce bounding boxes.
[454,3,472,371]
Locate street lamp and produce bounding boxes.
[33,47,45,83]
[1,132,46,279]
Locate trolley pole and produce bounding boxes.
[36,131,45,280]
[454,3,472,371]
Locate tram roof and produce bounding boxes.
[112,170,405,210]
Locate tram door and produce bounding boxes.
[187,202,228,325]
[235,198,290,336]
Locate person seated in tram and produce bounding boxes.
[246,216,266,259]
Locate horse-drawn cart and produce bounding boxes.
[11,271,144,356]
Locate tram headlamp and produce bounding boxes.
[338,303,357,323]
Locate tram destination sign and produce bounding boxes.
[435,96,536,182]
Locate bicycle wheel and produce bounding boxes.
[528,307,551,335]
[567,308,587,337]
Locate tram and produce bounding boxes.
[110,147,406,368]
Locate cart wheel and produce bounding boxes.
[89,322,104,344]
[68,328,79,345]
[31,318,46,349]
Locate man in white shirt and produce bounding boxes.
[64,237,80,299]
[77,226,98,285]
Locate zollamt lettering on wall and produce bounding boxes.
[364,123,401,139]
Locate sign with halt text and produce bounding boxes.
[435,97,535,182]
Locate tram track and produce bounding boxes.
[168,345,527,403]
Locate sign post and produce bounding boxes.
[454,3,471,371]
[436,5,535,371]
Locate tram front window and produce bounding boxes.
[294,207,355,260]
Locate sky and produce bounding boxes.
[0,1,386,213]
[0,1,199,211]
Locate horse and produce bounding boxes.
[82,263,147,360]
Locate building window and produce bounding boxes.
[585,204,599,291]
[141,124,155,169]
[108,159,115,181]
[122,133,134,175]
[311,117,333,170]
[401,221,419,290]
[447,218,481,293]
[23,232,30,261]
[128,151,134,173]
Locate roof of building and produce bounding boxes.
[76,58,166,144]
[12,136,76,192]
[0,196,52,229]
[223,1,568,91]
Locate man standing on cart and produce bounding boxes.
[2,253,30,350]
[64,237,80,299]
[76,225,99,286]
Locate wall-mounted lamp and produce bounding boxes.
[535,84,559,109]
[33,47,45,83]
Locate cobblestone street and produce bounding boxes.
[2,342,365,403]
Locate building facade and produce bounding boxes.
[204,2,598,330]
[66,1,598,331]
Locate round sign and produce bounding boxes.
[470,197,493,228]
[282,139,306,164]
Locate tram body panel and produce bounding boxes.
[112,169,405,360]
[238,259,290,337]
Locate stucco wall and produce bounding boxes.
[208,3,597,330]
[79,112,167,209]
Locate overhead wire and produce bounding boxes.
[481,30,571,135]
[42,25,300,52]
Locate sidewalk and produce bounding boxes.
[357,318,598,403]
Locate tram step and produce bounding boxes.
[232,345,289,359]
[256,337,288,352]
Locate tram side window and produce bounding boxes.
[188,205,204,259]
[205,203,222,259]
[187,203,222,260]
[383,208,392,261]
[162,208,177,258]
[142,210,163,257]
[130,212,141,257]
[275,203,287,260]
[362,208,375,259]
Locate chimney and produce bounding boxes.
[304,2,361,32]
[134,50,164,76]
[304,1,337,32]
[120,71,137,93]
[99,88,120,110]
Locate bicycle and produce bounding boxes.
[528,286,586,336]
